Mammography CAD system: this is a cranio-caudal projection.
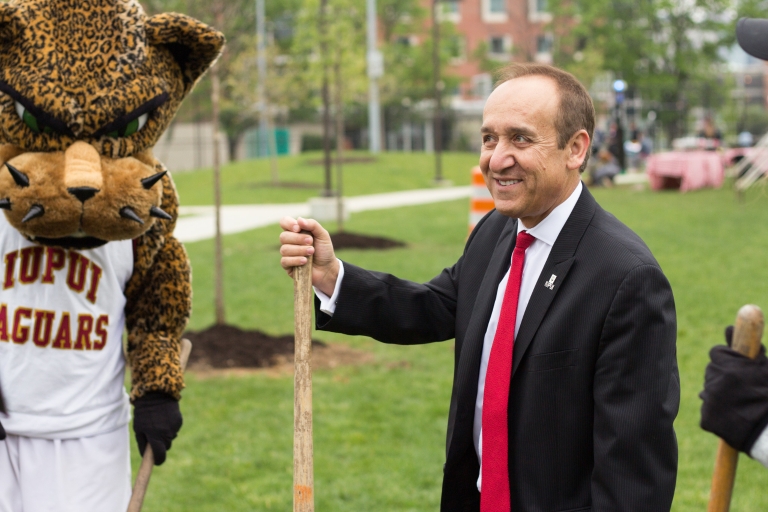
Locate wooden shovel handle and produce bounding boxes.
[707,305,764,512]
[293,252,315,512]
[127,338,193,512]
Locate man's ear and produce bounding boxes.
[0,4,23,43]
[566,129,591,172]
[145,13,225,93]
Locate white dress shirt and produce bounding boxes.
[473,181,582,490]
[316,182,585,489]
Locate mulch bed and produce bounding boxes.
[183,324,375,373]
[184,324,325,369]
[330,231,406,250]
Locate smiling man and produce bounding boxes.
[280,63,679,511]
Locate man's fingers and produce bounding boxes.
[281,256,309,270]
[279,216,301,232]
[280,244,315,257]
[296,217,330,240]
[279,230,314,246]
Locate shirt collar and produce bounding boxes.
[516,181,583,246]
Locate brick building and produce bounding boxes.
[433,0,553,99]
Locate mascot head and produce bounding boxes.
[0,0,224,248]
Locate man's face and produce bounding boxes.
[479,76,584,227]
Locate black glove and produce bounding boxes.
[700,326,768,453]
[133,392,182,466]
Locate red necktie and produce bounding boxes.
[481,230,535,512]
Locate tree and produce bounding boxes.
[549,0,734,142]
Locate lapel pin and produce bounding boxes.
[544,274,557,290]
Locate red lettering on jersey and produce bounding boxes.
[66,252,89,293]
[3,251,18,289]
[0,304,8,342]
[32,310,55,348]
[85,263,103,304]
[74,314,93,350]
[52,313,72,349]
[12,307,32,344]
[41,248,66,284]
[93,315,108,350]
[19,246,43,284]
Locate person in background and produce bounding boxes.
[699,16,768,470]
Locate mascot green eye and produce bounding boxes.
[15,101,53,134]
[106,113,149,138]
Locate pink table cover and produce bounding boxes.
[647,151,724,192]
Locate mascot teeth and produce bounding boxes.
[0,198,10,210]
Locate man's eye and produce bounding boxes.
[106,113,149,138]
[513,135,527,143]
[15,101,53,135]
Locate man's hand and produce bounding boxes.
[133,392,183,466]
[279,216,339,297]
[700,326,768,453]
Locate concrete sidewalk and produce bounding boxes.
[175,186,472,243]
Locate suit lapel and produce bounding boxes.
[511,185,597,375]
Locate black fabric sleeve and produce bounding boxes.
[592,264,679,511]
[315,257,462,345]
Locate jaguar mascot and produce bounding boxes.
[0,0,224,509]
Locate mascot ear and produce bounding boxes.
[145,13,225,93]
[0,4,23,43]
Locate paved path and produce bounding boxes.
[176,186,472,243]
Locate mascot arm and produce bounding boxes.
[124,174,191,402]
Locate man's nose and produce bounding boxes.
[64,141,102,201]
[488,142,515,173]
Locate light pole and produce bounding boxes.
[367,0,382,153]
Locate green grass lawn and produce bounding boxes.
[135,160,768,510]
[172,150,480,205]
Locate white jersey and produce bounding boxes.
[0,217,133,439]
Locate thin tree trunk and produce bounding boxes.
[334,58,344,232]
[431,0,443,183]
[212,4,226,325]
[320,0,332,197]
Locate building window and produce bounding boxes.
[482,0,508,23]
[472,73,493,98]
[439,0,461,22]
[537,34,553,54]
[490,36,505,54]
[446,35,466,63]
[528,0,552,22]
[489,0,505,13]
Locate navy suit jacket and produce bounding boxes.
[317,186,679,511]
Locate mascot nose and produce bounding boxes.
[64,141,103,192]
[67,186,98,203]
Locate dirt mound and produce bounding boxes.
[183,324,373,374]
[330,231,406,250]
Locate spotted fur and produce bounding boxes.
[0,0,224,400]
